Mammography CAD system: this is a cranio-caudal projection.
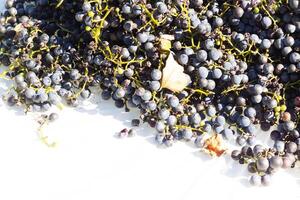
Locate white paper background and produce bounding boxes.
[0,2,299,200]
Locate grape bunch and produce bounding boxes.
[0,0,300,186]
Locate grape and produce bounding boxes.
[147,101,157,111]
[155,133,165,145]
[198,67,209,79]
[132,5,142,15]
[232,75,242,85]
[222,128,234,140]
[253,144,264,156]
[249,174,261,186]
[231,150,240,160]
[48,92,60,105]
[260,39,272,49]
[151,69,162,81]
[157,2,168,14]
[285,24,296,33]
[286,142,297,153]
[283,121,295,131]
[236,136,247,146]
[14,74,24,84]
[49,113,59,122]
[167,96,179,108]
[237,116,251,127]
[101,90,111,100]
[247,137,256,146]
[51,72,62,84]
[213,17,223,27]
[223,62,233,71]
[182,129,193,140]
[114,88,126,99]
[207,105,216,117]
[233,7,244,18]
[203,123,212,132]
[178,53,189,65]
[251,95,262,103]
[24,88,35,99]
[141,90,152,101]
[25,60,36,69]
[282,47,293,56]
[282,154,295,168]
[269,156,283,169]
[206,79,216,90]
[274,140,285,152]
[149,81,160,91]
[181,115,189,125]
[131,119,140,127]
[199,78,208,88]
[173,41,182,51]
[211,68,222,79]
[158,108,170,120]
[245,124,256,134]
[215,115,226,126]
[209,48,221,61]
[244,107,256,118]
[167,115,177,126]
[82,2,91,12]
[262,16,272,29]
[267,99,277,109]
[194,135,204,147]
[289,0,300,10]
[261,175,271,186]
[80,89,90,99]
[196,50,207,62]
[137,32,148,43]
[263,63,274,75]
[256,157,269,172]
[289,52,300,63]
[155,121,165,133]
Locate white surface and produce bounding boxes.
[0,83,300,200]
[0,3,300,200]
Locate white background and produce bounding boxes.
[0,2,300,200]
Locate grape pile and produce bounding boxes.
[0,0,300,186]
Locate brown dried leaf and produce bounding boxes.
[202,134,227,157]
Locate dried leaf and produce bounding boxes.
[202,134,227,157]
[159,34,174,52]
[161,52,191,92]
[160,34,175,41]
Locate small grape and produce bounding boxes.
[177,53,189,65]
[155,133,165,145]
[149,81,160,91]
[249,175,261,186]
[167,96,179,108]
[256,157,269,172]
[151,69,162,81]
[196,50,207,62]
[167,115,177,126]
[222,128,234,140]
[269,156,283,169]
[261,16,272,29]
[24,88,35,99]
[198,67,209,79]
[158,108,170,120]
[212,68,222,79]
[182,129,193,140]
[49,113,59,122]
[261,175,271,186]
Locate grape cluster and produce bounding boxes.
[0,0,300,186]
